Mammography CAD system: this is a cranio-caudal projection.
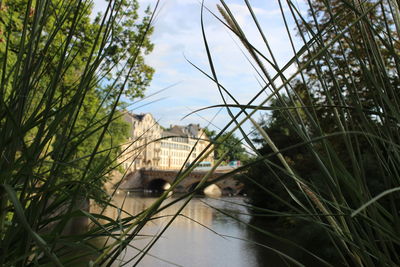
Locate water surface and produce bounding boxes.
[98,192,263,267]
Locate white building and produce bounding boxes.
[121,113,162,171]
[121,113,214,171]
[159,124,214,170]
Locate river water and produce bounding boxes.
[96,191,279,267]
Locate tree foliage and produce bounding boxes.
[0,0,153,189]
[244,0,400,212]
[295,0,400,128]
[238,1,400,264]
[0,0,155,265]
[205,128,248,163]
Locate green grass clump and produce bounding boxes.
[0,0,160,265]
[200,0,400,265]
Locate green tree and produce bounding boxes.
[0,0,156,265]
[214,1,400,265]
[294,0,400,130]
[205,128,248,163]
[0,0,153,190]
[244,0,400,215]
[0,0,154,99]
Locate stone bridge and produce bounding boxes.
[118,168,243,196]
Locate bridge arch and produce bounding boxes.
[146,178,171,192]
[222,186,235,196]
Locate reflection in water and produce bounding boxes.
[93,192,262,267]
[245,219,298,267]
[245,218,334,267]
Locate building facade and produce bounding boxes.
[121,113,162,172]
[121,112,214,171]
[159,124,214,170]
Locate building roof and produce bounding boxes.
[162,124,204,139]
[162,129,182,137]
[186,124,201,137]
[131,113,146,121]
[123,112,208,140]
[124,112,147,122]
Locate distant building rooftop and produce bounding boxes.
[124,112,208,140]
[124,112,147,121]
[161,124,204,139]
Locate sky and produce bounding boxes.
[93,0,307,137]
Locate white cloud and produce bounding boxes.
[93,0,306,134]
